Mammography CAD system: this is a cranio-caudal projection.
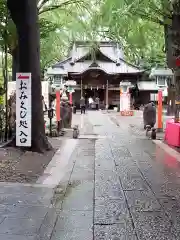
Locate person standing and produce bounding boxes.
[80,96,86,114]
[42,95,47,113]
[95,96,100,110]
[88,96,93,109]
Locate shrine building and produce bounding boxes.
[47,41,168,108]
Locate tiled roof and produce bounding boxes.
[49,58,143,75]
[49,41,143,75]
[68,61,142,74]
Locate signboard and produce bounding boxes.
[16,73,31,146]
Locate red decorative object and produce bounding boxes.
[17,74,30,80]
[176,58,180,67]
[120,111,134,116]
[165,119,180,147]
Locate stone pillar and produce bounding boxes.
[106,79,109,109]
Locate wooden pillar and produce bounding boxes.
[106,79,109,109]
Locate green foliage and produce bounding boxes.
[39,0,95,70]
[0,0,170,71]
[91,0,169,68]
[0,0,94,73]
[39,18,59,39]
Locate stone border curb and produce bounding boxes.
[153,140,180,162]
[0,139,14,148]
[37,138,77,187]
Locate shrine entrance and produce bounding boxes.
[84,88,104,100]
[84,88,105,109]
[68,66,143,110]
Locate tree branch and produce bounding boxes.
[38,0,85,15]
[134,9,165,25]
[37,0,50,11]
[149,3,172,19]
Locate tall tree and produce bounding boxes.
[93,0,177,115]
[171,0,180,121]
[92,0,167,67]
[0,0,91,81]
[7,0,51,152]
[39,1,93,72]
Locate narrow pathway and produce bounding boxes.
[1,111,180,239]
[51,111,180,240]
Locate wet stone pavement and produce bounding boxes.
[51,111,180,239]
[0,183,55,240]
[1,111,180,239]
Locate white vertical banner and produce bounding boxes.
[16,73,32,146]
[41,81,49,109]
[120,93,130,111]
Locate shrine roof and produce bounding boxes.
[51,59,143,75]
[50,41,143,75]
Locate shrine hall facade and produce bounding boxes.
[47,41,165,108]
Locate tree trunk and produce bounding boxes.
[164,24,173,68]
[171,1,180,122]
[164,24,176,116]
[12,47,19,81]
[7,0,52,152]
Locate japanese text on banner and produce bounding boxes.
[16,73,31,146]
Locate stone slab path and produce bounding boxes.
[0,111,180,239]
[50,111,180,240]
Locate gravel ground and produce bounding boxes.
[0,137,62,183]
[0,113,92,184]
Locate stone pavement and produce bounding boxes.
[0,111,180,239]
[0,183,55,240]
[50,111,180,239]
[108,110,171,140]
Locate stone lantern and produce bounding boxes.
[119,81,132,93]
[150,68,173,115]
[150,68,173,86]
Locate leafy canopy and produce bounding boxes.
[91,0,168,68]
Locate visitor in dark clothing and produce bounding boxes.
[95,97,100,110]
[80,97,86,114]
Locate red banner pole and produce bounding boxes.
[157,90,163,130]
[69,92,72,105]
[56,90,60,121]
